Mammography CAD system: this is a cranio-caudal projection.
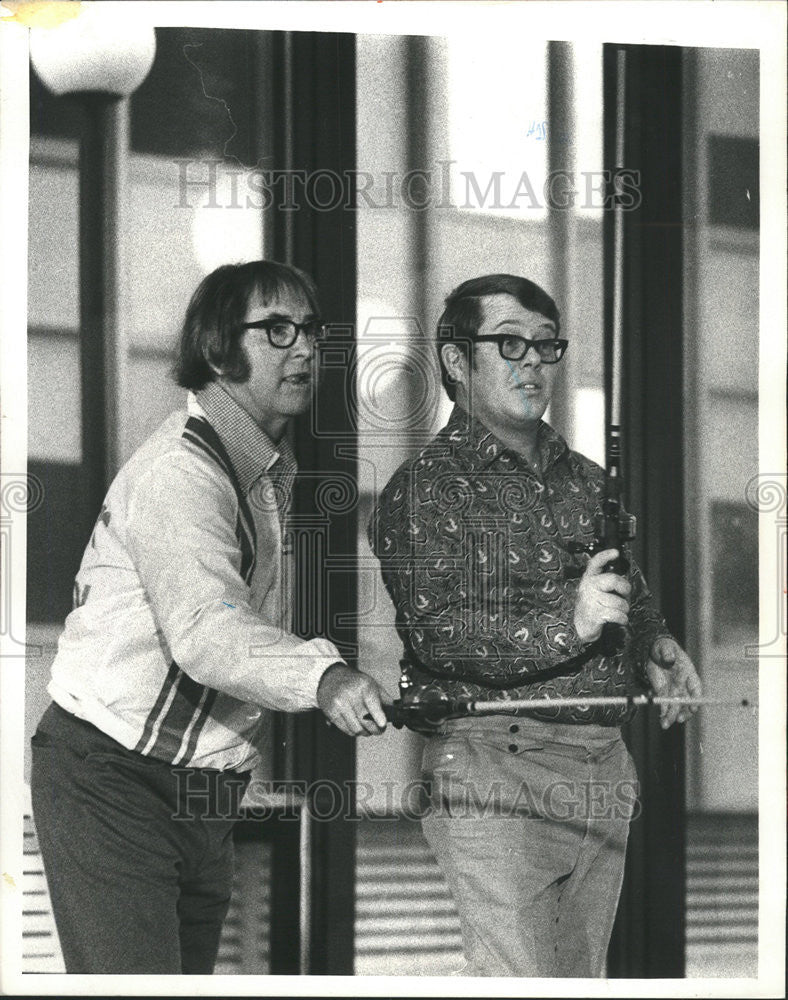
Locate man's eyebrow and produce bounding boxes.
[255,311,320,323]
[257,312,292,323]
[491,319,556,333]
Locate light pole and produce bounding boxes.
[30,7,155,524]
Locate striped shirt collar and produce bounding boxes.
[193,381,297,497]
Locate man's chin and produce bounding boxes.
[504,399,547,425]
[278,395,314,417]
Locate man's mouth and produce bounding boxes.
[282,372,312,385]
[513,382,542,391]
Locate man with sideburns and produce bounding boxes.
[369,273,701,977]
[31,260,388,974]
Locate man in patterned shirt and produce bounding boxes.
[31,260,388,974]
[369,273,701,977]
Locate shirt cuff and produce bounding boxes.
[296,640,347,708]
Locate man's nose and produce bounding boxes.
[290,329,312,356]
[521,344,542,366]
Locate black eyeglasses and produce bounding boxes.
[472,335,568,364]
[241,317,327,349]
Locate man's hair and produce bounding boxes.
[436,274,561,402]
[173,260,321,390]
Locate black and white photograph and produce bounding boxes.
[0,1,785,995]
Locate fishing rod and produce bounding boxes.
[379,688,757,733]
[570,47,636,654]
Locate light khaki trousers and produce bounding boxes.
[421,714,638,977]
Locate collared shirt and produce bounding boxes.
[49,382,343,770]
[197,380,296,515]
[368,405,672,726]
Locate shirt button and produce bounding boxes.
[509,724,520,734]
[508,744,519,753]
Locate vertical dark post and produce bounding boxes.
[604,44,687,978]
[546,41,573,439]
[77,94,124,534]
[269,31,358,976]
[251,31,276,262]
[404,34,431,338]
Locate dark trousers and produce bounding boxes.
[30,702,249,974]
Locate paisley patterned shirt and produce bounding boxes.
[368,405,672,725]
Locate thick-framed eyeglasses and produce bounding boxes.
[241,318,327,349]
[472,334,568,364]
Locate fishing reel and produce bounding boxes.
[383,659,472,733]
[584,510,637,574]
[568,508,637,656]
[383,688,472,733]
[569,511,637,567]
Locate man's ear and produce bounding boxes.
[440,343,467,386]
